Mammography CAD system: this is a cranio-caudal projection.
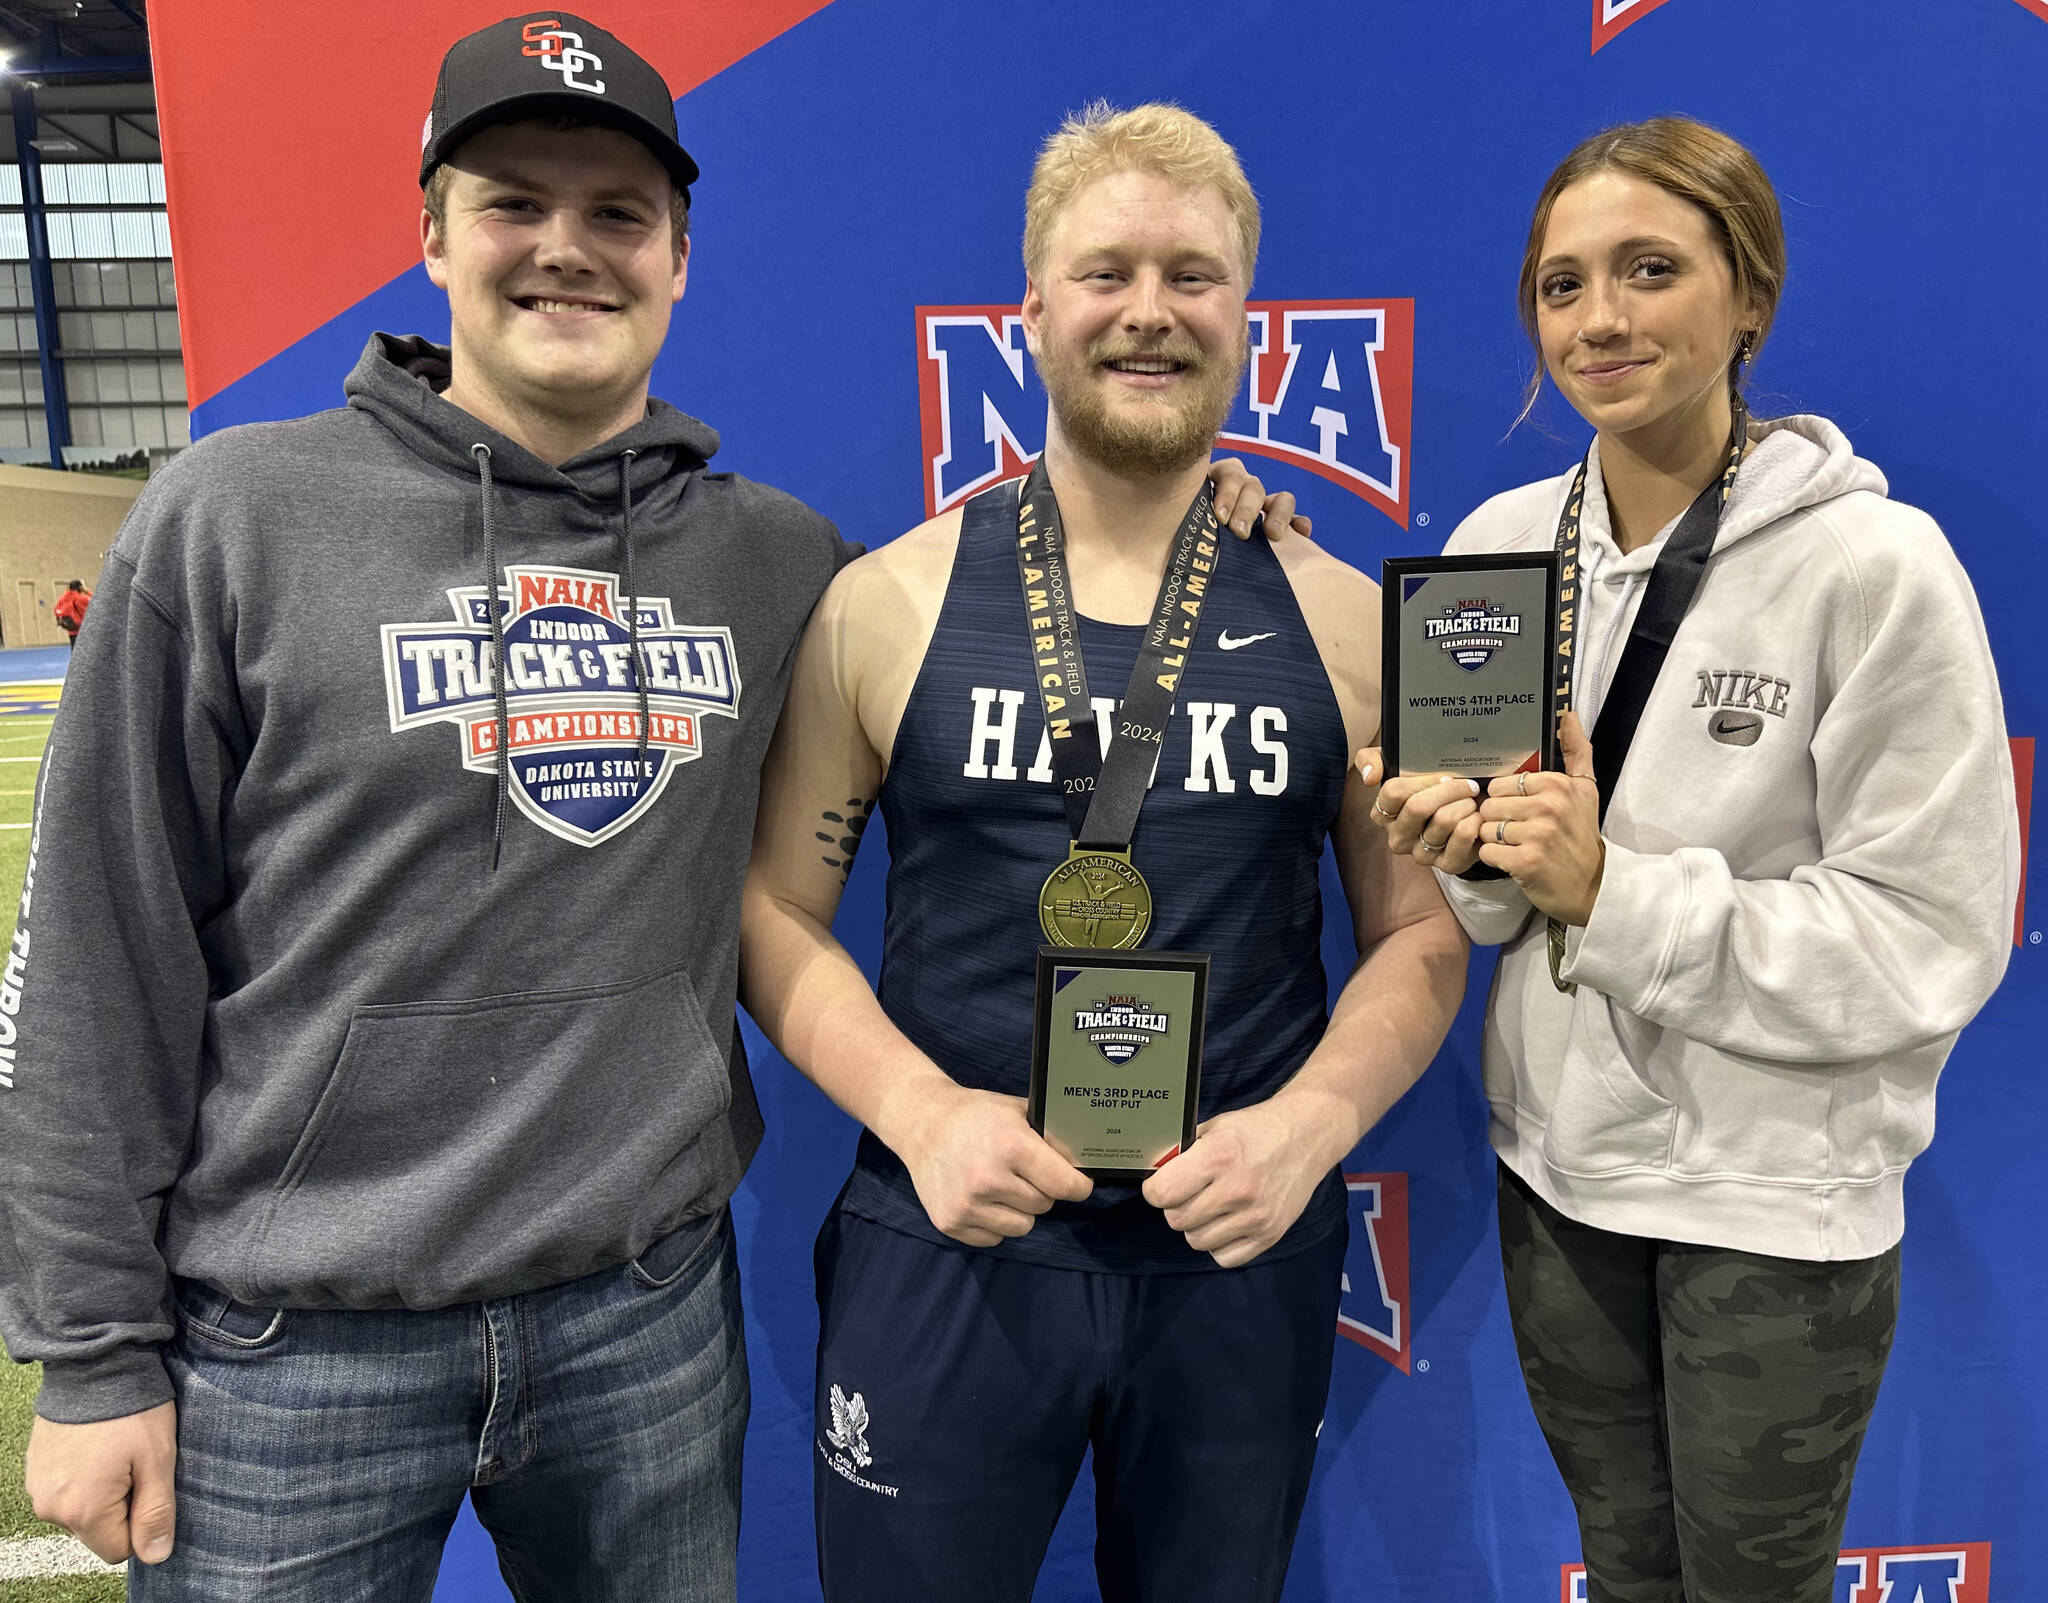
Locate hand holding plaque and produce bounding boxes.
[885,1076,1094,1247]
[1030,949,1206,1182]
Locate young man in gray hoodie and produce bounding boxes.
[0,15,1300,1598]
[0,15,846,1601]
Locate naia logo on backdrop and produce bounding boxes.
[2013,736,2035,946]
[1592,0,1677,52]
[1338,1173,1410,1372]
[1599,0,2046,49]
[520,19,606,93]
[1564,1544,1991,1602]
[916,300,1414,528]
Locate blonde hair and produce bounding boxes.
[1023,101,1259,283]
[1517,116,1785,418]
[422,117,690,251]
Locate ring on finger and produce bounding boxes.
[1417,834,1445,854]
[1495,820,1509,845]
[1370,799,1399,822]
[1516,772,1528,796]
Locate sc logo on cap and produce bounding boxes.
[521,19,605,95]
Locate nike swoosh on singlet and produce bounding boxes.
[1217,631,1277,651]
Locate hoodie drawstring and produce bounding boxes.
[473,443,512,870]
[620,452,651,794]
[471,443,652,869]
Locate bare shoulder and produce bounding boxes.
[810,507,967,762]
[858,506,967,581]
[1269,531,1380,665]
[817,506,964,649]
[1268,531,1383,747]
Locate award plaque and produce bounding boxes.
[1029,948,1206,1182]
[1381,553,1561,780]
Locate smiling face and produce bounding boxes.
[1022,168,1248,478]
[422,120,688,446]
[1533,168,1756,445]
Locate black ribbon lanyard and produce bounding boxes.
[1013,457,1222,851]
[1546,403,1748,991]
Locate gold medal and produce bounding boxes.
[1039,845,1152,950]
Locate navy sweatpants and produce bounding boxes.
[812,1207,1346,1603]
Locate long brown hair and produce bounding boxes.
[1516,117,1786,421]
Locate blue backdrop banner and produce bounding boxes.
[158,2,2044,1598]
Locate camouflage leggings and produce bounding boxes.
[1497,1164,1900,1603]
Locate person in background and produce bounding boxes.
[1361,116,2018,1603]
[52,580,89,649]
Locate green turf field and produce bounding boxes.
[0,715,123,1596]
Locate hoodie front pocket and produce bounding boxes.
[254,964,731,1303]
[1538,993,1677,1176]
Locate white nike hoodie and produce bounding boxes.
[1437,415,2019,1261]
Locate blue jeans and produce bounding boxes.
[133,1209,747,1603]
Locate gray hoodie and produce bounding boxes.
[0,334,850,1422]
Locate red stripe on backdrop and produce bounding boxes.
[150,1,834,408]
[2018,0,2048,24]
[2014,737,2034,947]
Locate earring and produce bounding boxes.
[1735,330,1758,368]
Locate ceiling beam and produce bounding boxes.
[39,111,114,158]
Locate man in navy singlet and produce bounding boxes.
[740,103,1466,1603]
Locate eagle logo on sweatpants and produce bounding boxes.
[826,1384,873,1469]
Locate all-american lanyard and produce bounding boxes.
[1546,402,1748,991]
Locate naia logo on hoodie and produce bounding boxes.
[380,564,741,847]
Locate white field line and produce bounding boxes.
[0,1533,126,1578]
[0,823,28,830]
[0,758,46,763]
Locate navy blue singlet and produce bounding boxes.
[839,480,1351,1271]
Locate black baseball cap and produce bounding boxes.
[420,13,699,201]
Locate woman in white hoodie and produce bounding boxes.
[1360,118,2019,1601]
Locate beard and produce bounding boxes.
[1037,322,1246,478]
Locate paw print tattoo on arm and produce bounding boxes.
[816,797,875,885]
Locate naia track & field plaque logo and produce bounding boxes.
[1072,993,1171,1065]
[1426,596,1524,672]
[917,299,1413,527]
[381,564,740,847]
